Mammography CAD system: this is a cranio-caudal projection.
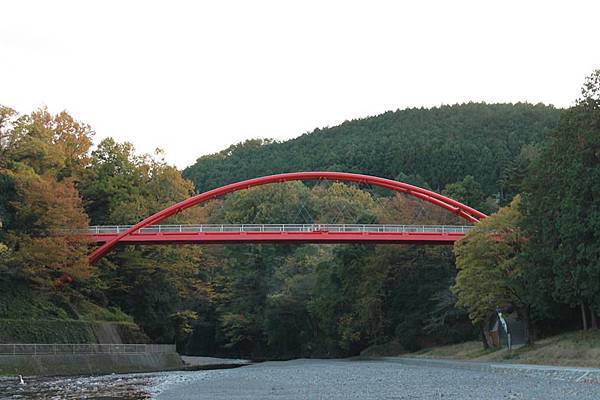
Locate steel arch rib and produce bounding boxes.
[88,172,487,263]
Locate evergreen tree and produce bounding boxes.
[521,69,600,330]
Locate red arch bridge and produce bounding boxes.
[86,172,487,264]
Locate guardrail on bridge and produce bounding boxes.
[86,224,474,234]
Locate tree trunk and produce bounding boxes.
[590,306,598,330]
[479,323,489,349]
[522,307,534,345]
[581,303,589,331]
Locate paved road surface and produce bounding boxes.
[155,358,600,400]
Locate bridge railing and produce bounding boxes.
[0,343,176,355]
[85,224,474,235]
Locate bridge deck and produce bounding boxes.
[85,224,472,245]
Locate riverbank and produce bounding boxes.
[0,352,252,377]
[0,352,183,376]
[411,330,600,368]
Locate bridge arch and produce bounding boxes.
[88,172,487,263]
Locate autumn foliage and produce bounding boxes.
[0,106,93,286]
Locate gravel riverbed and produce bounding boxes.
[155,359,600,400]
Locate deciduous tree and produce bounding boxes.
[453,196,537,343]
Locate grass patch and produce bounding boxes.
[75,301,133,323]
[0,279,147,344]
[494,330,600,367]
[0,319,150,344]
[360,339,405,357]
[412,341,497,360]
[0,281,71,320]
[0,319,95,343]
[410,330,600,368]
[0,279,133,323]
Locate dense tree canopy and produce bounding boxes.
[78,137,208,344]
[0,106,93,286]
[521,69,600,331]
[449,70,600,343]
[202,182,461,357]
[183,103,560,197]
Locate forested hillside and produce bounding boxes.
[183,103,561,199]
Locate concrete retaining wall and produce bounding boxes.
[0,352,183,376]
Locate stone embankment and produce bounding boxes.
[0,343,182,376]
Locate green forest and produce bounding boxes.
[0,69,598,359]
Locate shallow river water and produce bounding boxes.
[2,359,600,399]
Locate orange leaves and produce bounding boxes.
[16,235,92,286]
[12,174,89,234]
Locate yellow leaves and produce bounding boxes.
[452,195,524,324]
[4,107,93,179]
[0,106,17,156]
[170,310,199,336]
[83,137,197,225]
[337,313,362,349]
[220,313,256,348]
[311,182,376,224]
[146,164,196,222]
[218,181,310,224]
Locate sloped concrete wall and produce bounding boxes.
[0,352,183,376]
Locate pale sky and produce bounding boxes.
[1,1,598,169]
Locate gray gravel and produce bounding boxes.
[154,358,600,400]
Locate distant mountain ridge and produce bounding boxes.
[183,103,561,196]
